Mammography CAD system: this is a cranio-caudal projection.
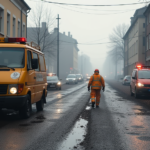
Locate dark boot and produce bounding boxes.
[92,102,95,108]
[96,105,99,108]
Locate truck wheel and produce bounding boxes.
[130,86,134,96]
[19,94,32,119]
[134,89,139,99]
[36,94,44,111]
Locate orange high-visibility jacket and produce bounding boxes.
[88,73,105,89]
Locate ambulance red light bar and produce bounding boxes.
[0,37,27,43]
[136,65,150,69]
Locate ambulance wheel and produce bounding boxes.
[19,94,32,119]
[36,94,44,111]
[130,86,134,96]
[134,88,139,99]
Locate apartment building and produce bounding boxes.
[49,28,79,80]
[144,4,150,65]
[0,0,30,38]
[123,7,147,75]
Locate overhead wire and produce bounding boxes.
[40,0,150,7]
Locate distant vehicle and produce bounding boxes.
[130,65,150,98]
[66,74,78,84]
[86,75,91,80]
[47,76,61,90]
[76,74,83,82]
[47,73,56,76]
[122,75,131,85]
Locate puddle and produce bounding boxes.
[31,120,44,123]
[138,136,150,141]
[58,117,88,150]
[85,106,91,110]
[19,123,31,126]
[36,115,46,120]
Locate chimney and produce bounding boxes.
[63,32,65,35]
[68,32,70,37]
[42,22,46,29]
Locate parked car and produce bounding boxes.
[76,74,83,82]
[66,74,78,84]
[122,75,131,85]
[47,76,61,90]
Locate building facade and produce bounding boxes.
[0,0,30,38]
[50,28,79,80]
[144,4,150,65]
[123,7,146,75]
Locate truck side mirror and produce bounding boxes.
[32,59,38,69]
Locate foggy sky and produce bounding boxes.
[25,0,146,73]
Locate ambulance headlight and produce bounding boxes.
[9,84,18,94]
[137,83,144,87]
[57,82,61,85]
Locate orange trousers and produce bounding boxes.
[91,89,101,106]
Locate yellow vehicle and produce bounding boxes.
[0,38,47,118]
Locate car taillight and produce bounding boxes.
[125,79,128,81]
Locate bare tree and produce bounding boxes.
[28,2,56,56]
[109,24,129,61]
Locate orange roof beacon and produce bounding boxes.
[130,64,150,98]
[0,37,47,118]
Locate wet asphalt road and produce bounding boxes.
[1,80,150,150]
[85,81,150,150]
[0,81,90,150]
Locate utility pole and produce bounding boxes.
[56,14,61,78]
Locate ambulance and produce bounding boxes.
[0,38,47,118]
[130,65,150,98]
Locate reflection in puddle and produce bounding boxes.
[58,117,88,150]
[85,106,91,110]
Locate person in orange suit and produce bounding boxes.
[88,69,105,108]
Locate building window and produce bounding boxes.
[18,21,20,37]
[7,12,10,36]
[13,17,16,37]
[0,7,4,34]
[22,24,25,37]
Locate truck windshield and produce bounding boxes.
[0,48,25,68]
[138,70,150,79]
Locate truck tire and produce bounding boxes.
[36,94,44,111]
[19,94,32,119]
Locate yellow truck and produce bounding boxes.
[0,38,47,118]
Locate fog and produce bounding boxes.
[25,0,147,79]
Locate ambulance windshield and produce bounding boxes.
[138,70,150,79]
[0,48,24,68]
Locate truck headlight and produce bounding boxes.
[9,84,24,94]
[137,83,144,87]
[9,84,18,94]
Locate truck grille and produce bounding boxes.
[0,84,8,94]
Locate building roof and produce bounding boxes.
[21,0,31,10]
[123,7,147,39]
[144,4,150,16]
